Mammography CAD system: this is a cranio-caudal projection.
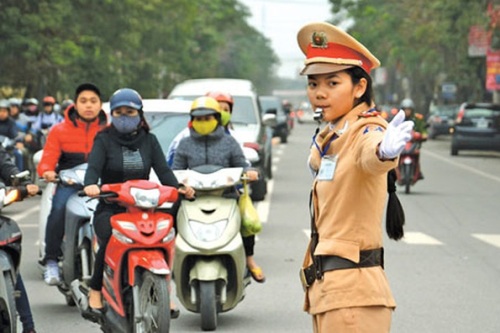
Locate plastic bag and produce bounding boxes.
[239,180,262,237]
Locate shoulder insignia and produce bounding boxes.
[363,125,385,134]
[358,110,381,118]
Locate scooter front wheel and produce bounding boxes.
[403,164,412,194]
[135,271,170,333]
[0,271,17,333]
[199,281,217,331]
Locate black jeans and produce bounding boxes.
[89,202,125,291]
[16,273,35,331]
[44,184,78,262]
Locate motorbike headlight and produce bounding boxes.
[188,219,228,242]
[117,220,137,231]
[130,187,160,208]
[162,228,176,243]
[112,229,134,244]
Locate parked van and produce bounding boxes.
[168,78,276,201]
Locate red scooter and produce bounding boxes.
[395,131,425,194]
[71,179,178,333]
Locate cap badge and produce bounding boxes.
[311,31,327,48]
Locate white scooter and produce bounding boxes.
[37,163,96,306]
[173,165,251,331]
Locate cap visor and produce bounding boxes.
[191,109,217,117]
[300,63,353,76]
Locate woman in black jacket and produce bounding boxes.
[83,88,194,316]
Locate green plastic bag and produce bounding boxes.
[239,180,262,237]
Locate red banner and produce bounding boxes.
[469,25,489,57]
[486,49,500,91]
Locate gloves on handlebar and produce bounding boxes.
[378,110,414,160]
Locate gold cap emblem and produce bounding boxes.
[311,31,327,48]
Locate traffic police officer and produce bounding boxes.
[297,22,414,333]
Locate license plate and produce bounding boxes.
[477,118,488,128]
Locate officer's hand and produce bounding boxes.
[178,184,195,199]
[42,170,57,182]
[378,110,414,160]
[245,170,259,182]
[26,184,39,196]
[84,184,100,198]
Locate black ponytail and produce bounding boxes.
[386,169,405,240]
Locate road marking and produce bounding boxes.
[303,230,444,245]
[423,150,500,183]
[472,234,500,248]
[401,231,443,245]
[8,205,40,223]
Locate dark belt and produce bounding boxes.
[300,248,384,289]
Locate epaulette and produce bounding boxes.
[358,110,380,118]
[415,113,424,120]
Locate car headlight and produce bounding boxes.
[130,187,160,208]
[188,219,228,242]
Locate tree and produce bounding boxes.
[329,0,489,111]
[0,0,279,100]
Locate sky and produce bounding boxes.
[238,0,333,79]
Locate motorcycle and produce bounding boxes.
[172,165,252,331]
[37,163,97,306]
[395,131,425,194]
[70,179,178,333]
[0,171,38,332]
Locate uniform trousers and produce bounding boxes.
[312,306,392,333]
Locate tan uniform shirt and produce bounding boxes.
[303,103,398,315]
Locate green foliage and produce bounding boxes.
[328,0,490,110]
[0,0,278,100]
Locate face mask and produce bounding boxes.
[219,110,231,126]
[192,119,218,135]
[111,115,141,134]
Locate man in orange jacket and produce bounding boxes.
[37,83,107,286]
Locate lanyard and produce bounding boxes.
[312,132,337,158]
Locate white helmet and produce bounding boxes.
[400,98,415,109]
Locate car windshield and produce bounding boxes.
[465,107,500,119]
[259,98,279,114]
[170,95,258,125]
[145,113,190,155]
[431,105,458,117]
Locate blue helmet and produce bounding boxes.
[109,88,143,111]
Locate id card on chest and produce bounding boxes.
[317,155,338,181]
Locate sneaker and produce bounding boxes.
[44,260,60,286]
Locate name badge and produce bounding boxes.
[317,155,338,181]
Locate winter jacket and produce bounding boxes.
[84,126,179,188]
[172,126,247,170]
[0,146,21,184]
[31,112,63,133]
[37,106,107,176]
[0,118,19,140]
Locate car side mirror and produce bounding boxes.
[262,112,277,127]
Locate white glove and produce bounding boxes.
[378,110,414,160]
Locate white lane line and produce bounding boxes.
[401,231,443,245]
[304,230,443,245]
[472,234,500,248]
[423,150,500,183]
[8,205,40,223]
